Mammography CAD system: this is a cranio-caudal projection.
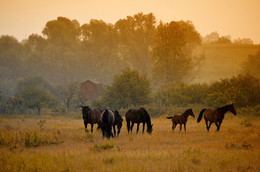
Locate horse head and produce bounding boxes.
[228,103,237,115]
[189,109,195,118]
[81,106,91,118]
[147,124,153,134]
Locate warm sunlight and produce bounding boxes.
[1,0,260,43]
[0,0,260,171]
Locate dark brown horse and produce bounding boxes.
[125,107,153,134]
[81,106,102,133]
[112,110,123,137]
[166,109,195,132]
[100,109,115,138]
[197,103,237,131]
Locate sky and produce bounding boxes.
[1,0,260,43]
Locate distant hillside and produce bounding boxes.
[193,44,260,83]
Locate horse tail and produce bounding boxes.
[166,116,173,119]
[197,109,206,123]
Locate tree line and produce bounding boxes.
[0,13,202,91]
[0,12,259,116]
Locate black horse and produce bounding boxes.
[100,109,115,138]
[81,106,102,133]
[112,110,123,137]
[125,107,153,134]
[197,103,237,131]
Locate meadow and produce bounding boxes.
[194,44,260,83]
[0,112,259,172]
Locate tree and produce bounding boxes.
[151,21,201,87]
[16,86,56,118]
[216,35,232,44]
[100,68,151,109]
[42,17,81,47]
[242,48,260,80]
[115,13,156,74]
[14,76,56,118]
[202,32,219,43]
[0,35,23,79]
[15,76,54,94]
[56,80,80,111]
[81,19,126,84]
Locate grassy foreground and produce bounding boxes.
[0,115,259,172]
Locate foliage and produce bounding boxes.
[154,82,208,106]
[115,12,156,74]
[154,74,260,108]
[242,48,260,80]
[207,74,260,107]
[151,20,202,87]
[56,79,81,111]
[15,75,54,94]
[16,87,57,117]
[94,68,151,109]
[42,16,81,47]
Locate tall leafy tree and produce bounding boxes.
[0,35,23,79]
[56,80,80,111]
[42,17,81,47]
[81,19,127,84]
[115,13,156,74]
[151,21,201,87]
[16,86,56,118]
[15,76,56,118]
[242,48,260,80]
[101,68,151,109]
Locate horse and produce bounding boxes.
[112,110,123,137]
[81,106,102,133]
[197,103,237,131]
[166,109,195,132]
[125,107,153,134]
[100,109,115,138]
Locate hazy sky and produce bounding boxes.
[1,0,260,43]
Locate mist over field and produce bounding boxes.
[0,11,260,172]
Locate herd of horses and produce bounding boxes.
[81,103,237,138]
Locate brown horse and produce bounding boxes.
[112,110,123,137]
[197,103,237,131]
[166,109,195,132]
[100,109,115,138]
[125,107,153,134]
[81,106,102,133]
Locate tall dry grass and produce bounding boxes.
[0,114,259,172]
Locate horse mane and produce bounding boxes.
[217,105,230,114]
[126,109,132,114]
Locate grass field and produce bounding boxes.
[193,44,260,83]
[0,113,259,172]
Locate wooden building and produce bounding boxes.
[80,80,102,104]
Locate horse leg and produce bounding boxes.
[110,127,114,138]
[208,122,212,131]
[205,120,209,131]
[113,125,116,136]
[117,126,120,137]
[172,123,176,132]
[91,124,94,133]
[142,123,145,133]
[130,122,134,133]
[127,121,130,133]
[85,123,88,132]
[216,120,223,131]
[179,124,182,132]
[136,123,140,134]
[184,123,186,132]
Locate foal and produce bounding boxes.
[166,109,195,132]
